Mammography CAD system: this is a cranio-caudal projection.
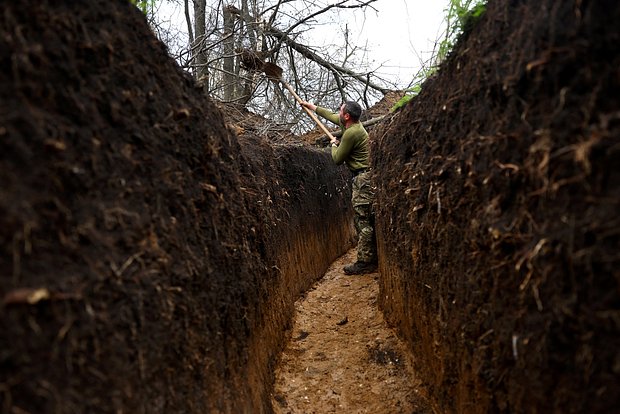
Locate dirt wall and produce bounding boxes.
[373,0,620,413]
[0,1,353,413]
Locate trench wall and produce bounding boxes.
[0,1,353,413]
[373,0,619,413]
[234,140,355,413]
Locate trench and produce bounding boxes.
[2,1,618,413]
[269,248,432,413]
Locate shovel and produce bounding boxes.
[262,62,337,142]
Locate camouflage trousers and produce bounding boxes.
[352,171,377,263]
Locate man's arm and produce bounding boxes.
[299,101,317,112]
[315,107,340,127]
[331,129,354,165]
[299,101,340,143]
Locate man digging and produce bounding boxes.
[300,100,378,275]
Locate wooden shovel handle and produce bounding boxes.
[281,81,337,142]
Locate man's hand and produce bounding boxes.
[299,101,317,112]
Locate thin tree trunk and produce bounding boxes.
[238,0,258,106]
[184,0,194,45]
[222,5,236,101]
[193,0,209,90]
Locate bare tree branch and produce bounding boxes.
[265,24,390,94]
[284,0,378,37]
[184,0,193,45]
[152,0,396,134]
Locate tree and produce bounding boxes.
[192,0,209,90]
[153,0,399,133]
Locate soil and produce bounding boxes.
[0,1,353,412]
[272,248,432,414]
[373,1,620,413]
[1,0,618,413]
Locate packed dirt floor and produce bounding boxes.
[272,248,433,414]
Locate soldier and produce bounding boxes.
[300,100,378,275]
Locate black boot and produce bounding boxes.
[343,261,378,275]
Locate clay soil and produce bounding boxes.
[272,248,432,414]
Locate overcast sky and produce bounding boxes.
[156,0,450,88]
[343,0,450,85]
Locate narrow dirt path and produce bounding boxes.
[272,249,432,413]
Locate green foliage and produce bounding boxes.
[438,0,486,63]
[393,0,486,112]
[130,0,155,15]
[390,85,420,112]
[390,69,432,112]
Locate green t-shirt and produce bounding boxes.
[316,106,370,172]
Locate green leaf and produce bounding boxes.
[129,0,154,14]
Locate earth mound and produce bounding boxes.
[374,1,620,412]
[0,1,353,412]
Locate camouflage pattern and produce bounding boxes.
[352,171,377,263]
